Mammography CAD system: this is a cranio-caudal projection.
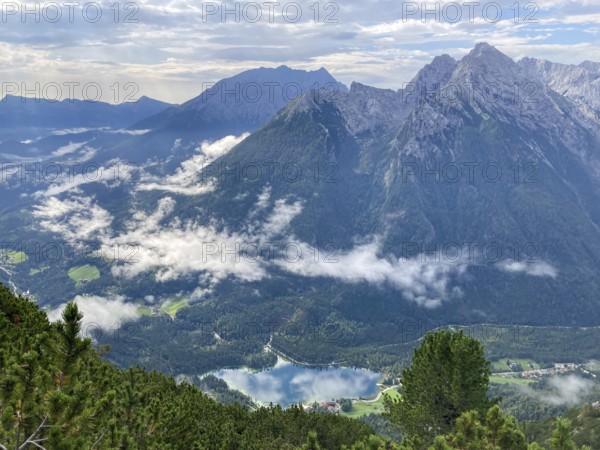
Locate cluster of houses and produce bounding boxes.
[520,363,579,379]
[303,401,341,414]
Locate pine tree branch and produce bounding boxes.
[18,415,49,450]
[91,431,105,449]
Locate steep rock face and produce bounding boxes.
[379,43,600,245]
[519,56,600,120]
[409,54,458,92]
[323,54,458,137]
[335,82,408,135]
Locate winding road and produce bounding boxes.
[353,384,400,404]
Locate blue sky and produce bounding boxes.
[2,0,599,103]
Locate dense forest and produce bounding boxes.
[1,284,598,449]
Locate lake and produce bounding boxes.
[210,358,380,406]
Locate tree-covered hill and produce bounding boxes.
[522,404,600,449]
[0,284,372,449]
[1,283,594,449]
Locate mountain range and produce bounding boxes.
[2,43,600,375]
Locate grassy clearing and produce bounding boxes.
[491,360,510,372]
[489,375,537,385]
[68,265,100,286]
[341,388,400,418]
[491,358,540,373]
[1,251,28,265]
[136,307,152,316]
[343,401,384,418]
[162,298,189,318]
[384,389,401,401]
[29,266,49,276]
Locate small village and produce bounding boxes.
[500,361,597,380]
[303,401,341,414]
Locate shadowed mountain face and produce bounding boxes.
[0,66,347,166]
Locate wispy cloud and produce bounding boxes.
[274,238,467,309]
[33,195,113,245]
[496,260,558,278]
[519,374,596,406]
[137,133,249,196]
[47,294,140,333]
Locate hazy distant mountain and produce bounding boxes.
[0,95,173,143]
[132,65,347,136]
[98,66,348,164]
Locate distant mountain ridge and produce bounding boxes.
[131,65,347,136]
[0,95,173,143]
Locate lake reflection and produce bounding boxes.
[210,359,380,406]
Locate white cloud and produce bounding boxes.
[496,260,558,278]
[51,128,100,136]
[137,133,249,196]
[261,199,303,238]
[256,186,272,209]
[33,157,134,197]
[519,374,596,406]
[0,0,597,104]
[33,188,470,309]
[33,195,113,245]
[111,129,151,136]
[200,133,250,159]
[105,196,271,283]
[47,295,140,334]
[52,141,87,157]
[274,238,467,308]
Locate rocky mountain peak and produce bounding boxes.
[410,54,457,89]
[456,42,519,80]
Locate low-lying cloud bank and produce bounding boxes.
[519,374,597,406]
[31,134,559,309]
[33,183,560,309]
[33,195,112,245]
[98,192,467,307]
[137,133,249,196]
[497,260,558,278]
[47,295,140,335]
